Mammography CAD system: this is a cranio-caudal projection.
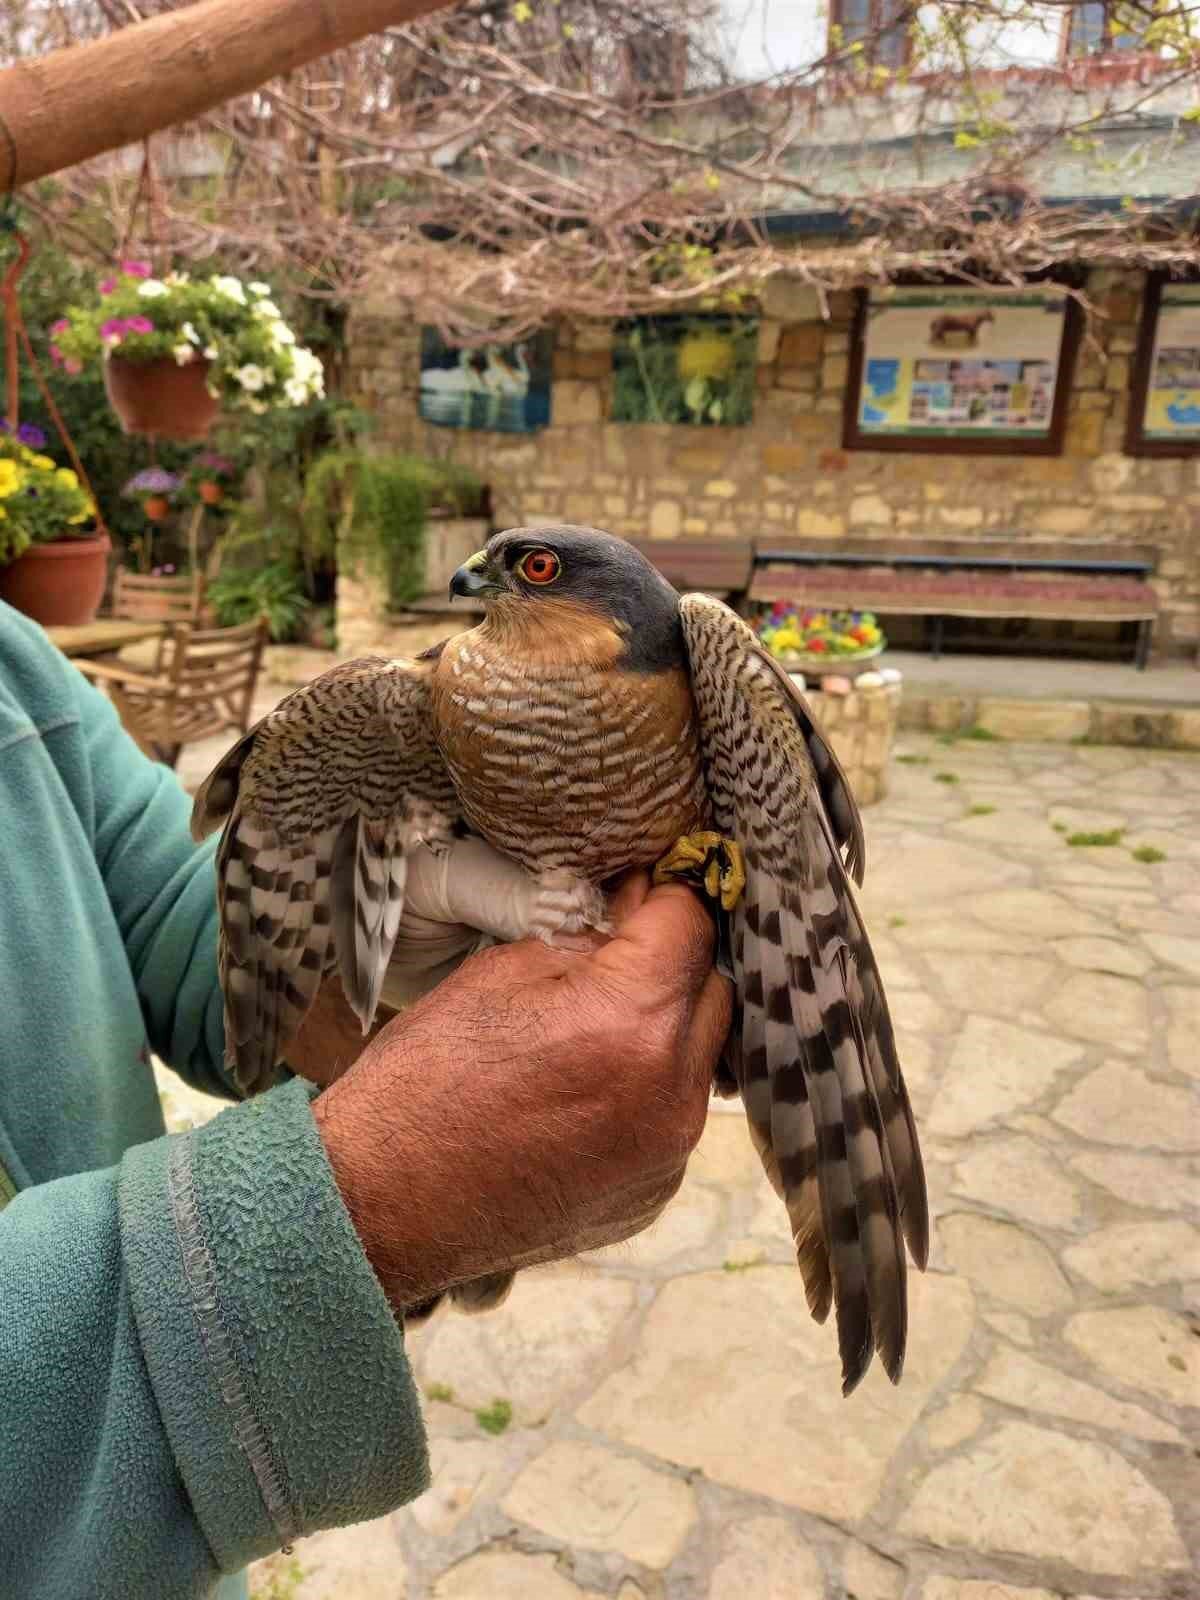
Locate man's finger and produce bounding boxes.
[595,881,717,995]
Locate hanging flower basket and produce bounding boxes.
[104,354,218,442]
[0,531,112,627]
[52,263,325,442]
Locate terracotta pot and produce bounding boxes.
[143,496,170,522]
[104,354,218,441]
[0,532,112,627]
[198,479,223,505]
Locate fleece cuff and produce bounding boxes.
[118,1076,429,1573]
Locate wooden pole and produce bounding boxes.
[0,0,456,192]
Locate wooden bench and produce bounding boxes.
[748,538,1160,669]
[626,537,754,601]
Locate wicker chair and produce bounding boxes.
[74,617,267,768]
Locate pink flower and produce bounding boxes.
[120,259,152,279]
[100,317,126,346]
[124,315,154,335]
[99,278,117,296]
[50,318,70,335]
[49,344,63,368]
[64,358,83,375]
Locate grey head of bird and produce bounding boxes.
[448,524,685,673]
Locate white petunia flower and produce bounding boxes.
[253,299,282,320]
[248,282,271,296]
[203,344,218,360]
[290,346,324,389]
[181,321,201,345]
[172,344,195,366]
[137,279,169,298]
[270,321,296,347]
[284,377,309,406]
[211,275,247,305]
[236,364,267,392]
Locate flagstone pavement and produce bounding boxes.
[165,724,1200,1600]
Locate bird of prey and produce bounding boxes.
[192,525,927,1394]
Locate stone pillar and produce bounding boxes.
[804,678,903,806]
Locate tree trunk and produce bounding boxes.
[0,0,454,191]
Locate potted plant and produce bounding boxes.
[0,422,107,626]
[123,467,181,524]
[755,604,886,676]
[189,451,236,506]
[121,467,183,573]
[51,263,325,442]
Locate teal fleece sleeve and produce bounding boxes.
[0,1078,430,1598]
[72,659,233,1099]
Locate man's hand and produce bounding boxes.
[312,875,731,1315]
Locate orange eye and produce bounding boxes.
[518,549,560,585]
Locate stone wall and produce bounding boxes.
[347,267,1200,655]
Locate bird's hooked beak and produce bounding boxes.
[449,548,504,602]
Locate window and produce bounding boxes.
[830,0,910,69]
[1066,2,1147,56]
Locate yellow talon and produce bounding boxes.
[654,831,746,911]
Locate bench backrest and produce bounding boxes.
[626,537,754,594]
[753,537,1157,575]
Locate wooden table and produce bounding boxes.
[45,619,166,659]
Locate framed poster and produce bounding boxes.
[611,315,757,426]
[418,327,553,433]
[845,287,1080,455]
[1127,276,1200,457]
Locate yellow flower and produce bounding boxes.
[67,509,90,525]
[677,334,735,384]
[31,454,56,471]
[0,460,20,497]
[55,468,79,489]
[0,505,6,519]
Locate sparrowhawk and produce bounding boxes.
[192,525,927,1394]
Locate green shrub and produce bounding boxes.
[209,560,309,641]
[304,451,484,609]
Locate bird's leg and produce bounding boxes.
[531,869,613,942]
[405,803,457,855]
[653,831,746,911]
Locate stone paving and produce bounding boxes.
[165,717,1199,1600]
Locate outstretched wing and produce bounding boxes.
[191,655,460,1095]
[679,594,927,1395]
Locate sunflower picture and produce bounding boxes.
[611,314,757,426]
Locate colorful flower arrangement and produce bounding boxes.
[122,467,182,522]
[189,450,236,505]
[50,262,325,415]
[756,603,885,661]
[0,422,95,567]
